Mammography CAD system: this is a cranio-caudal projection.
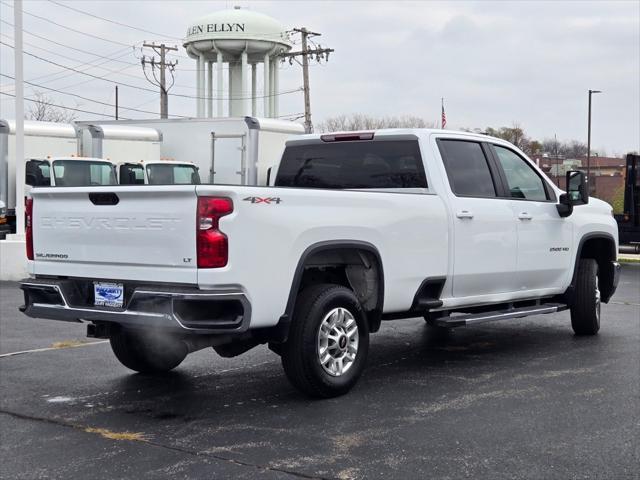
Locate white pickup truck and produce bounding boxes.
[20,129,620,397]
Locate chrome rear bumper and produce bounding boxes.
[20,278,251,334]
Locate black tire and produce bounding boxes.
[281,284,369,398]
[570,258,601,336]
[110,328,188,373]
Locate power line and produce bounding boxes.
[0,33,142,84]
[0,0,135,47]
[47,0,182,41]
[0,19,138,66]
[0,40,161,94]
[0,41,155,97]
[0,73,189,118]
[1,38,304,101]
[0,90,125,119]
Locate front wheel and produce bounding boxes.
[281,284,369,398]
[110,328,188,373]
[570,258,601,336]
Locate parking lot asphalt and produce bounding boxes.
[1,265,639,480]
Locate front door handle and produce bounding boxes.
[456,210,474,219]
[518,212,533,220]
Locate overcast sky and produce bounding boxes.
[1,0,638,155]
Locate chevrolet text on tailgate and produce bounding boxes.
[20,129,620,398]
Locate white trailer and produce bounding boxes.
[77,117,304,185]
[0,120,79,218]
[77,124,162,164]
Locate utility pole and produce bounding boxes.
[141,42,178,118]
[282,28,334,133]
[14,0,25,235]
[586,89,602,185]
[115,85,119,120]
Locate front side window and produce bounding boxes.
[438,140,496,197]
[146,164,200,185]
[275,140,427,189]
[493,146,548,201]
[52,160,117,186]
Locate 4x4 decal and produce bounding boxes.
[243,196,282,205]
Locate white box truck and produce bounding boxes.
[76,124,162,163]
[0,120,79,226]
[76,117,304,185]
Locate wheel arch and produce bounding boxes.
[567,232,617,304]
[278,240,385,338]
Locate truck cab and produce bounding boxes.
[25,157,117,190]
[117,160,201,185]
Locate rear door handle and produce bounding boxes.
[456,210,474,219]
[518,212,533,220]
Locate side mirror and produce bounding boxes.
[557,193,573,218]
[567,170,589,205]
[557,170,589,218]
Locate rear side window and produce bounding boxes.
[275,140,427,189]
[438,140,496,197]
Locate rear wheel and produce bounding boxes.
[281,284,369,398]
[110,328,188,373]
[570,258,601,336]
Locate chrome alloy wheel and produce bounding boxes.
[317,307,359,377]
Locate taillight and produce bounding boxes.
[25,197,34,260]
[197,196,233,268]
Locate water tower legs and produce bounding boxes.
[229,62,246,116]
[216,51,223,117]
[196,55,202,117]
[263,53,270,117]
[251,64,257,116]
[207,61,213,118]
[269,59,275,117]
[241,50,250,116]
[198,54,206,117]
[273,59,279,118]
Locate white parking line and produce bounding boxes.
[0,340,108,358]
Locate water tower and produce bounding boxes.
[183,7,291,119]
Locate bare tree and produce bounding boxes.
[26,92,79,123]
[484,123,532,153]
[317,114,435,132]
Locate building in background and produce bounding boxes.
[539,155,627,210]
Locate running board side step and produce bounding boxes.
[434,303,568,328]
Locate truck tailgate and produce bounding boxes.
[30,186,198,284]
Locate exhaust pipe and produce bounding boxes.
[619,244,640,254]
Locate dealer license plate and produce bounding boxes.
[94,282,124,308]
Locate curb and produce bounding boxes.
[619,257,640,264]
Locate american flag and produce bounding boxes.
[441,98,447,129]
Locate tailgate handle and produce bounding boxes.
[89,192,119,206]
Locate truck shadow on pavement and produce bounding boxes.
[103,316,602,422]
